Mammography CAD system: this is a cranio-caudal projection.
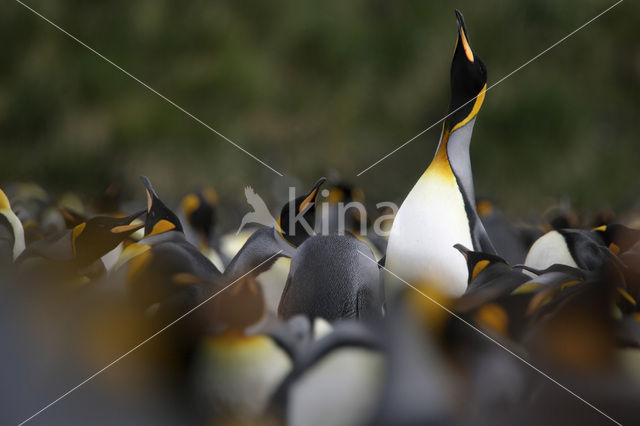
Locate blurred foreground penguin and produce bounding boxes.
[270,321,384,426]
[385,10,494,297]
[190,275,293,424]
[0,188,25,267]
[17,210,144,282]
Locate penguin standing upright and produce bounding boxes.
[385,10,494,297]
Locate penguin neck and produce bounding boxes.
[426,118,477,205]
[223,226,293,284]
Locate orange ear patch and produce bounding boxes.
[202,188,219,205]
[149,219,176,236]
[474,303,508,336]
[471,260,490,281]
[181,194,200,217]
[172,273,205,286]
[71,222,87,257]
[608,243,620,255]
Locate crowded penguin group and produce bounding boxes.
[1,10,639,426]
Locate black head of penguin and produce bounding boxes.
[72,210,146,266]
[276,177,326,248]
[593,224,640,255]
[181,188,218,241]
[443,10,487,132]
[140,176,184,236]
[454,244,507,285]
[60,207,88,229]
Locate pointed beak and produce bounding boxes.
[455,10,474,63]
[298,177,327,213]
[110,222,145,234]
[453,243,471,260]
[140,176,158,213]
[110,209,147,234]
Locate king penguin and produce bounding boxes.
[222,178,326,288]
[116,176,222,317]
[385,10,494,297]
[524,224,640,272]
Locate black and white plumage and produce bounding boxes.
[385,11,494,298]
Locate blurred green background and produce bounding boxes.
[1,0,639,223]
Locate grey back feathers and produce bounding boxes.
[279,233,383,322]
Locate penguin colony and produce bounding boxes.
[1,10,639,426]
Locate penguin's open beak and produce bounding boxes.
[455,10,474,63]
[453,243,471,260]
[298,177,327,213]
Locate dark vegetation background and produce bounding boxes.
[1,0,638,227]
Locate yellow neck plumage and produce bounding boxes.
[425,83,487,181]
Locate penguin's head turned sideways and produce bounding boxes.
[445,10,488,133]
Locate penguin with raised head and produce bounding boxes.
[116,176,221,317]
[269,320,384,426]
[385,10,494,298]
[221,178,326,296]
[0,188,25,268]
[190,274,294,424]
